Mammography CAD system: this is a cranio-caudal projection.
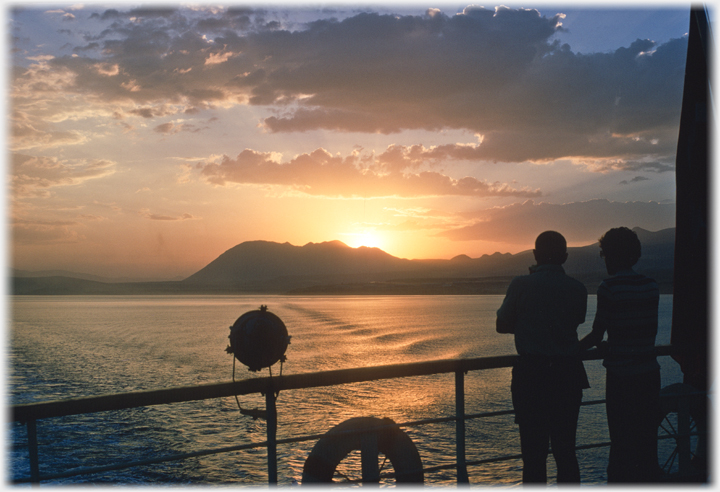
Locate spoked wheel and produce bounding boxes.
[657,406,699,473]
[332,450,393,484]
[656,383,708,481]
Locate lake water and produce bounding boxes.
[8,295,681,485]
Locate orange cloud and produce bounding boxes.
[139,210,198,221]
[11,154,116,198]
[12,219,85,244]
[199,148,542,198]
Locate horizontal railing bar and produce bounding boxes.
[33,436,609,485]
[13,429,336,484]
[395,399,608,429]
[576,440,613,451]
[388,431,700,481]
[21,401,695,485]
[13,396,616,484]
[25,430,681,485]
[14,394,698,484]
[382,440,618,479]
[421,452,524,476]
[9,355,513,422]
[16,416,460,483]
[13,441,261,483]
[12,417,460,482]
[12,427,332,484]
[12,346,675,422]
[10,347,680,485]
[14,410,510,483]
[580,399,606,407]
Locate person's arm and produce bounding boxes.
[579,327,604,351]
[577,284,588,326]
[579,284,610,350]
[496,317,514,334]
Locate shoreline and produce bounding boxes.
[11,274,674,296]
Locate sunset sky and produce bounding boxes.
[9,3,695,280]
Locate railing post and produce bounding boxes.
[27,419,40,484]
[455,370,469,484]
[265,391,278,485]
[361,432,380,483]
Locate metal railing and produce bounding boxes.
[11,345,693,484]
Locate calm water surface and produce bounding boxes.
[9,295,680,485]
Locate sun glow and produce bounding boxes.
[345,231,384,250]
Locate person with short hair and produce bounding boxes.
[580,226,661,482]
[496,231,589,483]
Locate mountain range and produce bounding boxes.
[12,227,675,295]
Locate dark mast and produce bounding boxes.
[671,6,711,393]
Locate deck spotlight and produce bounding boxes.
[226,305,290,372]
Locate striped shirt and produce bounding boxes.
[592,269,660,375]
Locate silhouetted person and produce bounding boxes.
[579,227,661,483]
[497,231,589,484]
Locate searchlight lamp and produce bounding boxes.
[226,305,291,372]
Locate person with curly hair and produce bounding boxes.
[580,226,661,482]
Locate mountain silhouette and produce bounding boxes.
[183,240,412,286]
[178,227,673,293]
[13,227,675,295]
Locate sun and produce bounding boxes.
[346,231,384,250]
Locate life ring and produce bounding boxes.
[302,417,424,484]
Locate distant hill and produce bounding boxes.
[182,240,414,287]
[12,277,194,295]
[11,269,185,283]
[11,227,675,295]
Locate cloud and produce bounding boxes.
[199,147,542,198]
[620,176,651,184]
[139,210,197,221]
[251,10,686,162]
[11,119,88,151]
[438,199,675,244]
[12,219,84,244]
[92,200,123,212]
[586,157,674,173]
[130,107,168,119]
[11,153,116,197]
[154,121,204,134]
[77,214,107,221]
[12,5,687,163]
